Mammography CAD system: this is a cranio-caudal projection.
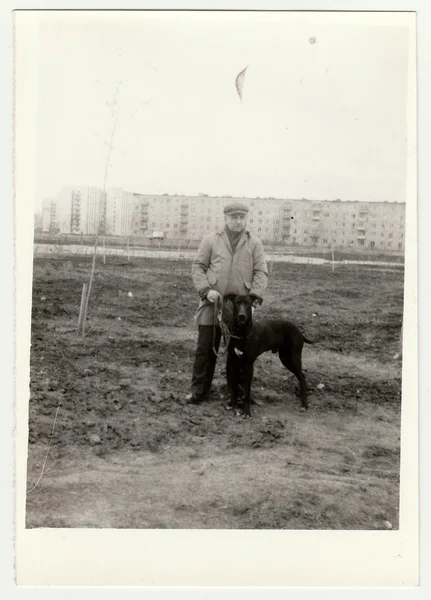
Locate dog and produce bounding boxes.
[224,294,314,417]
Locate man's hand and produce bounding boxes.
[251,296,260,314]
[207,290,221,303]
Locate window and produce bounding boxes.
[358,239,365,246]
[389,233,393,238]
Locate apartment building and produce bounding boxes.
[54,186,107,235]
[140,194,405,251]
[41,186,107,235]
[105,189,150,236]
[143,195,284,242]
[41,199,59,232]
[39,187,405,251]
[284,199,405,251]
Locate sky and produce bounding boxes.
[32,11,413,210]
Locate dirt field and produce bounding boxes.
[26,254,403,529]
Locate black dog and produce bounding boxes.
[224,294,314,417]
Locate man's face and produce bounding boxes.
[225,212,247,233]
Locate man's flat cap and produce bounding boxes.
[224,202,249,215]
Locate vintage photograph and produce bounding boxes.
[20,10,414,533]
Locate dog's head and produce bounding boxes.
[223,294,259,327]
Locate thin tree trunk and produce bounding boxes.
[77,283,88,334]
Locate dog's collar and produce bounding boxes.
[230,327,253,342]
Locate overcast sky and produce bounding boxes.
[33,11,413,209]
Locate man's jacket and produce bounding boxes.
[191,227,268,325]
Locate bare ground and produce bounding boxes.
[26,256,403,529]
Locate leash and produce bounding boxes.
[212,295,241,357]
[212,296,223,357]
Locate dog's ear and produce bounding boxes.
[223,293,237,304]
[222,294,235,328]
[249,293,262,306]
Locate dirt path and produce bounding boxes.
[26,395,400,530]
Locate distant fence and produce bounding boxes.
[33,233,404,265]
[33,243,404,268]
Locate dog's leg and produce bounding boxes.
[279,348,308,411]
[242,363,254,417]
[225,354,237,411]
[291,353,308,411]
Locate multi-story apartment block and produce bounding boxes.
[142,194,405,251]
[41,199,58,233]
[41,187,405,251]
[105,189,150,236]
[42,186,107,235]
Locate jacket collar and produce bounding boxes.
[219,227,250,253]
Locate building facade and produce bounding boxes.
[41,186,107,235]
[139,194,405,251]
[41,188,405,251]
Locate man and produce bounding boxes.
[187,202,268,405]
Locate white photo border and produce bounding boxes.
[3,1,430,598]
